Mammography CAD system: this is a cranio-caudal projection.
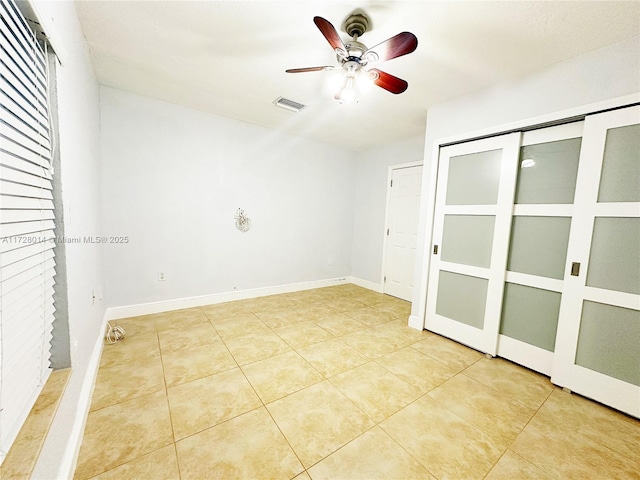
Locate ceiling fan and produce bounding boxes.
[286,13,418,104]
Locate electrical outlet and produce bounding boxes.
[328,257,333,266]
[158,272,166,281]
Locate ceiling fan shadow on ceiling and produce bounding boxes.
[286,12,418,104]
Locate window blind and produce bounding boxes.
[0,0,55,463]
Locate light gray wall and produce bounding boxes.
[99,87,357,308]
[411,35,640,325]
[351,136,425,286]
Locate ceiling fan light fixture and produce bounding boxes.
[358,70,375,93]
[334,62,379,104]
[335,75,358,104]
[335,61,362,104]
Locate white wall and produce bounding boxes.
[30,1,105,479]
[99,87,357,308]
[350,136,425,287]
[410,35,640,329]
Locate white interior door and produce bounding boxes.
[384,165,423,301]
[426,134,520,355]
[552,105,640,417]
[497,122,584,375]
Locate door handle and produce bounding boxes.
[571,262,580,276]
[433,245,438,255]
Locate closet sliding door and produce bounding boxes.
[497,122,583,375]
[426,104,639,416]
[426,133,520,355]
[552,106,640,417]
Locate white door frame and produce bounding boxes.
[381,161,423,295]
[412,93,640,333]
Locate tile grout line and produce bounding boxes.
[301,423,381,475]
[426,359,553,464]
[156,327,183,480]
[177,314,311,471]
[424,392,511,477]
[211,299,339,477]
[480,448,549,480]
[232,357,308,476]
[521,381,640,469]
[373,420,441,480]
[226,295,412,476]
[449,369,546,443]
[77,330,173,479]
[500,385,561,479]
[536,389,640,465]
[309,346,439,475]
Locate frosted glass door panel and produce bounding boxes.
[551,105,640,417]
[496,124,583,376]
[507,216,571,280]
[441,215,495,268]
[446,150,502,205]
[598,124,640,202]
[428,132,520,355]
[586,217,640,295]
[500,283,561,351]
[436,271,488,329]
[515,138,581,204]
[575,301,640,386]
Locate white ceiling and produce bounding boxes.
[75,1,640,151]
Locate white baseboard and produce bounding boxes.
[59,323,105,479]
[408,314,424,331]
[348,276,383,293]
[105,277,350,320]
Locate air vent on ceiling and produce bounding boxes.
[273,97,306,112]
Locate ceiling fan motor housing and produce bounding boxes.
[344,13,369,39]
[342,40,367,62]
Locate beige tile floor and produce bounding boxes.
[74,284,640,480]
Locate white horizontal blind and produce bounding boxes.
[0,0,55,463]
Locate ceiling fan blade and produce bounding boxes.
[364,32,418,63]
[313,16,347,55]
[286,66,334,73]
[369,69,408,94]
